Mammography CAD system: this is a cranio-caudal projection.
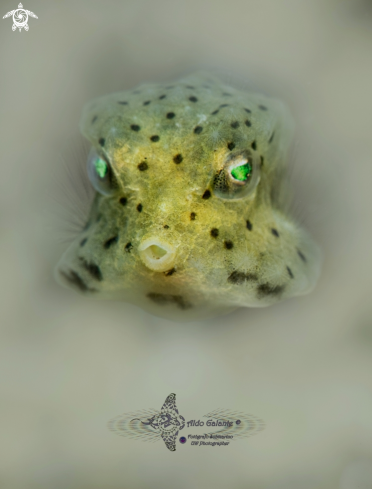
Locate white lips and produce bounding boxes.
[138,238,176,272]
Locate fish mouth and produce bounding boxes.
[138,237,176,272]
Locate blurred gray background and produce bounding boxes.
[1,1,372,488]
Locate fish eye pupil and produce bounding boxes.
[230,162,251,182]
[94,157,108,179]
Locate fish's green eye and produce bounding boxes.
[213,150,260,200]
[230,162,252,182]
[87,148,117,196]
[94,158,108,179]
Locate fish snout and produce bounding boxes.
[138,237,176,272]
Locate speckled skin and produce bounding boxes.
[54,72,321,320]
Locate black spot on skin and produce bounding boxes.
[297,250,307,262]
[257,283,285,297]
[210,228,219,238]
[260,156,264,166]
[173,295,192,311]
[231,121,240,129]
[143,100,151,106]
[271,228,280,237]
[269,132,275,143]
[118,101,128,105]
[166,112,175,119]
[228,270,258,285]
[224,240,234,250]
[99,137,105,147]
[194,126,203,134]
[202,190,211,199]
[130,124,141,132]
[186,85,195,89]
[147,293,191,310]
[60,270,96,293]
[189,96,198,103]
[287,266,294,279]
[96,214,102,223]
[91,115,97,124]
[150,135,160,142]
[227,142,236,151]
[104,236,119,249]
[211,109,219,115]
[79,258,103,281]
[173,154,183,164]
[137,203,143,212]
[220,104,229,108]
[244,108,252,113]
[251,140,257,150]
[119,197,127,206]
[163,225,169,229]
[245,120,251,127]
[222,92,232,96]
[246,220,253,231]
[259,105,268,111]
[164,268,176,276]
[125,242,133,252]
[147,292,169,305]
[80,238,87,247]
[190,212,196,220]
[138,161,148,171]
[159,94,166,100]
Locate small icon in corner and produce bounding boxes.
[3,3,38,32]
[179,436,187,444]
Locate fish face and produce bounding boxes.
[54,72,321,320]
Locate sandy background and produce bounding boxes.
[1,0,372,488]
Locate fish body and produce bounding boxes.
[55,72,321,320]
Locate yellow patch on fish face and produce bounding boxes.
[54,72,321,320]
